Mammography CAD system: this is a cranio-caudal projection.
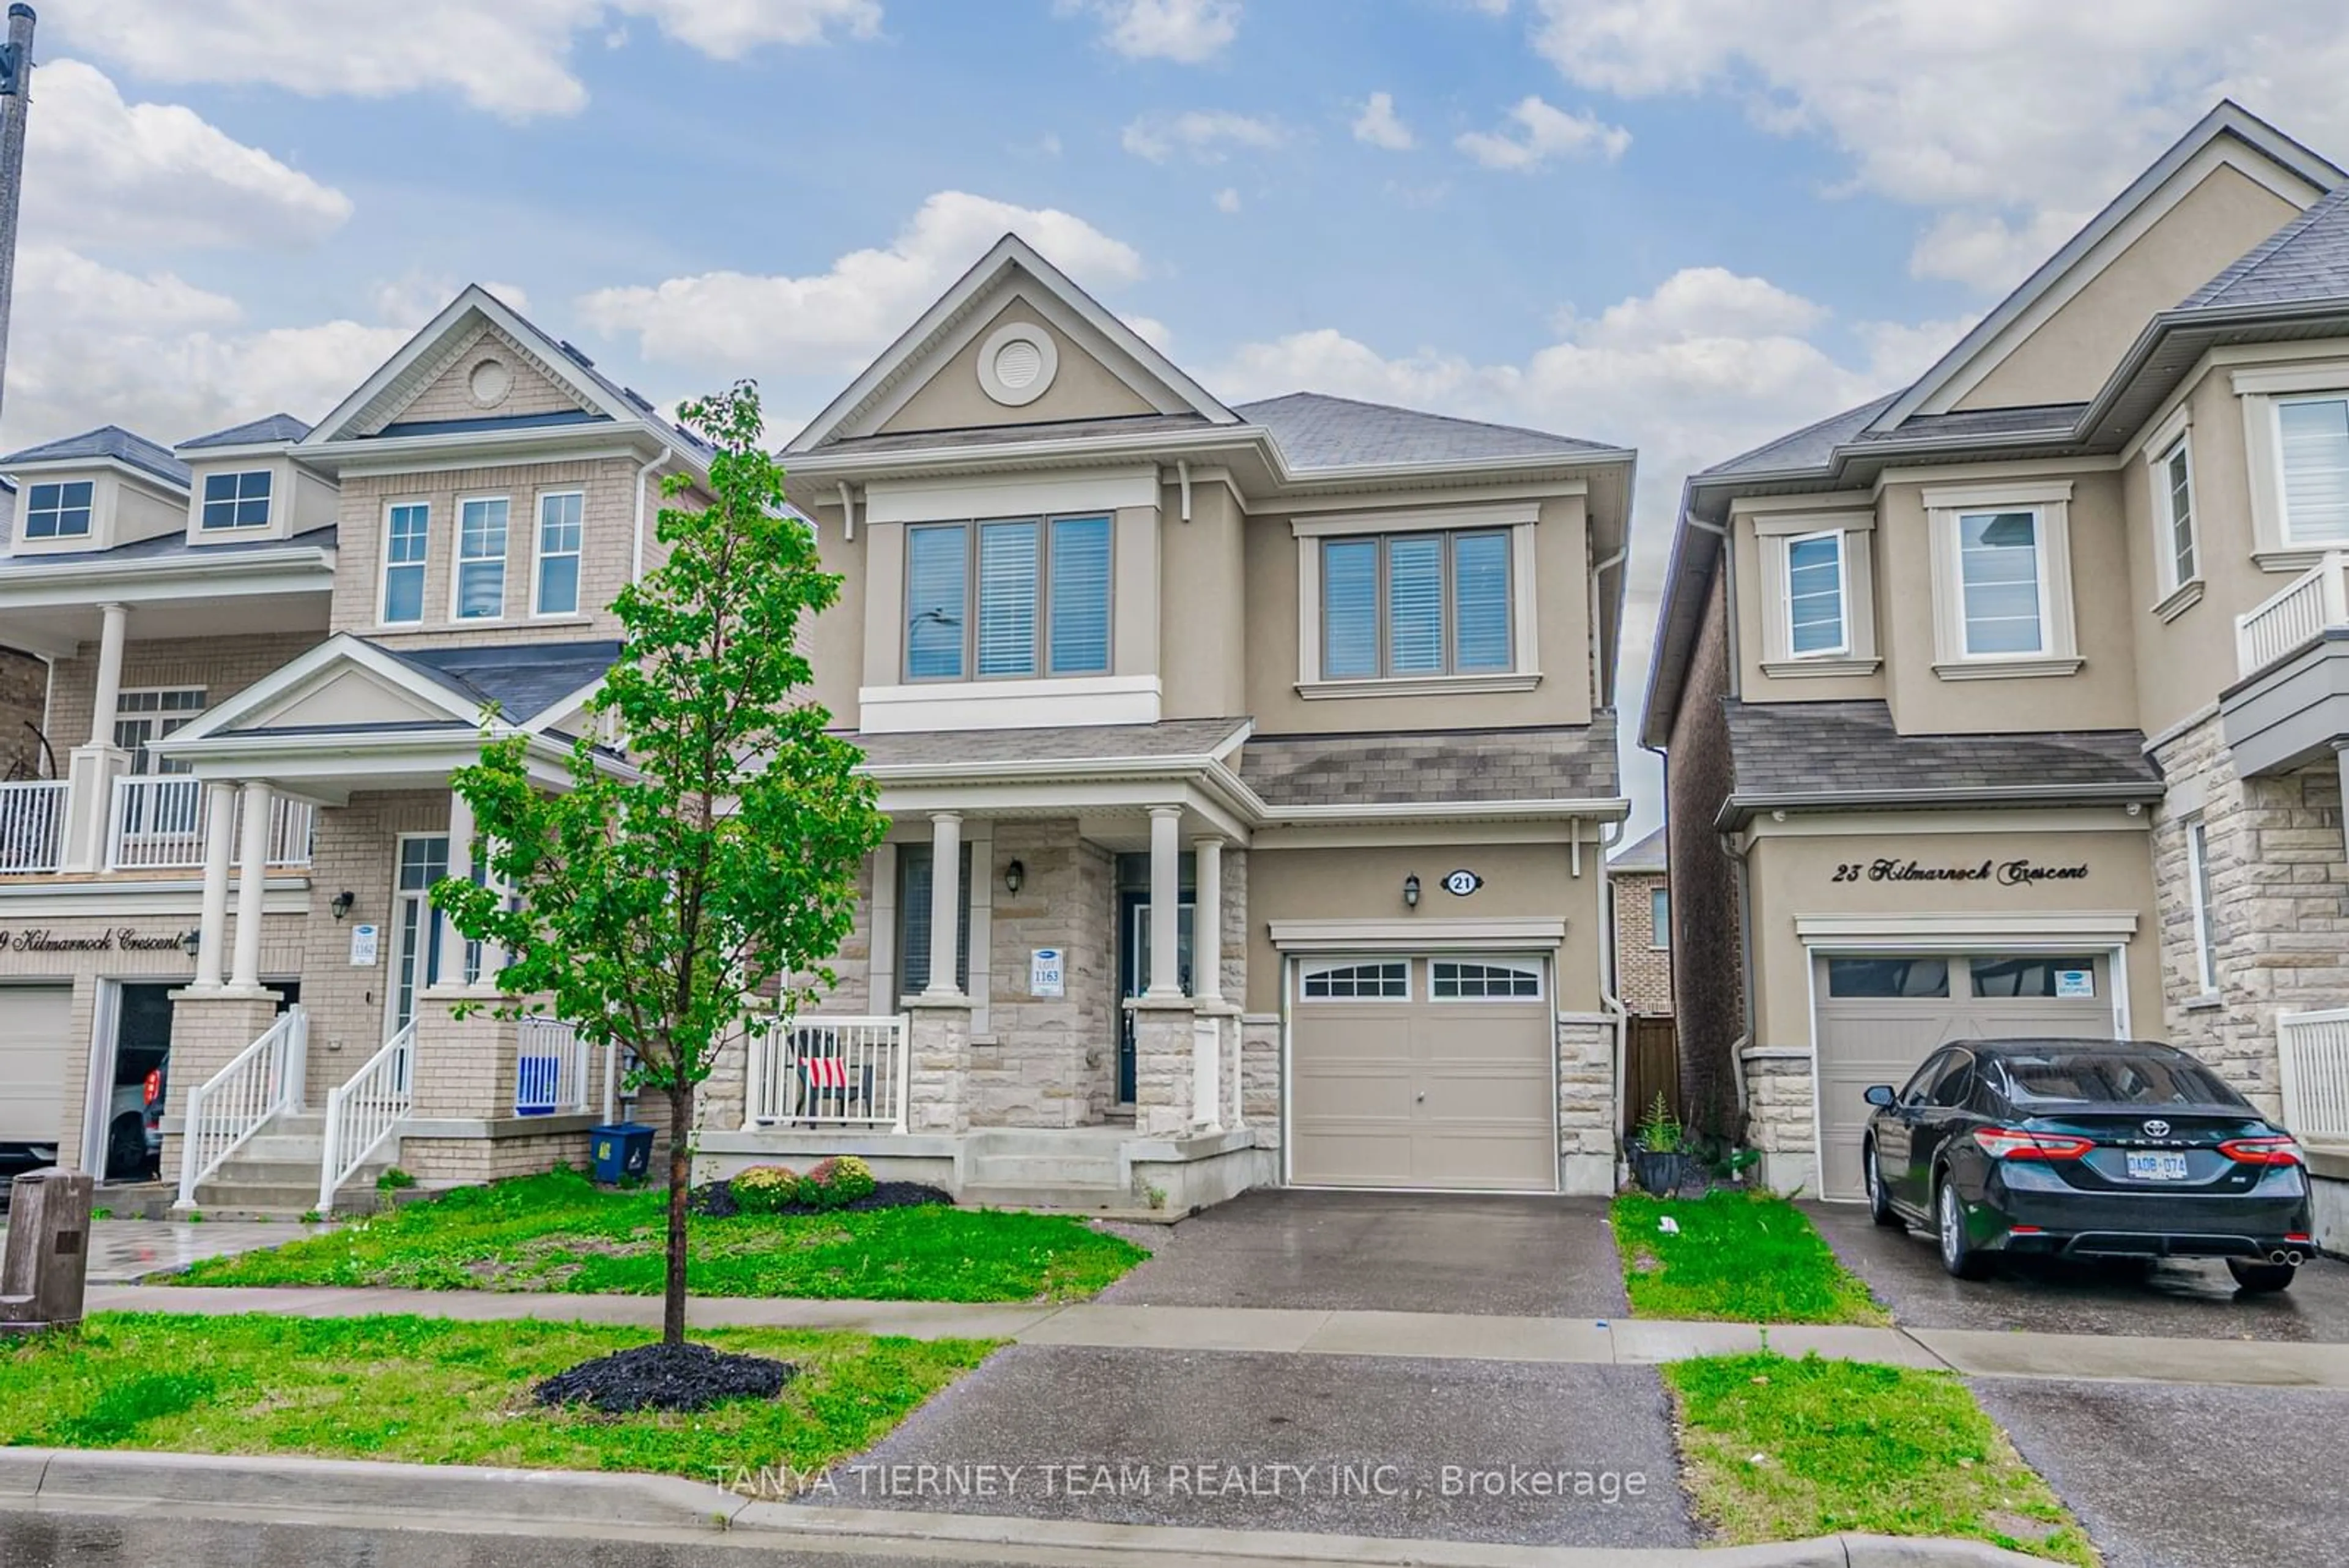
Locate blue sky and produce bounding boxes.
[15,0,2349,829]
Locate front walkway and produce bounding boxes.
[4,1219,333,1284]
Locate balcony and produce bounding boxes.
[2237,552,2349,681]
[0,775,313,875]
[0,780,69,873]
[2223,554,2349,780]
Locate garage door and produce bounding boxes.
[0,984,73,1145]
[1290,954,1556,1192]
[1815,953,2113,1200]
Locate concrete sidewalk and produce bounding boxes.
[87,1282,2349,1388]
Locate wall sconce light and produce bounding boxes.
[1004,859,1025,896]
[330,890,357,921]
[1403,874,1420,908]
[176,928,202,960]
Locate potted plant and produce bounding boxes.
[1631,1091,1688,1196]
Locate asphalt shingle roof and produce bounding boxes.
[1236,392,1623,471]
[0,524,336,572]
[1723,700,2161,808]
[1241,713,1620,808]
[814,412,1211,454]
[848,717,1249,770]
[1610,823,1668,872]
[379,639,622,724]
[2182,181,2349,313]
[178,413,313,451]
[0,425,190,488]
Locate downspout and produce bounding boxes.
[1176,460,1193,523]
[1595,816,1633,1163]
[837,481,856,542]
[632,444,674,584]
[1589,546,1627,711]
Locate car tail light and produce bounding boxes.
[144,1069,161,1107]
[2288,1233,2314,1244]
[1973,1128,2093,1160]
[2219,1135,2305,1167]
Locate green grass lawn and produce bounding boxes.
[171,1170,1148,1302]
[0,1312,993,1485]
[1611,1189,1887,1325]
[1665,1353,2095,1564]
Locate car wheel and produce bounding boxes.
[105,1112,147,1182]
[2228,1258,2297,1294]
[1937,1173,1991,1280]
[1865,1142,1902,1228]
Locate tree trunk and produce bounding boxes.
[662,1080,694,1346]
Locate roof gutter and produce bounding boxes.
[1715,781,2164,831]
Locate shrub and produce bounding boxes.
[730,1164,803,1214]
[823,1155,877,1206]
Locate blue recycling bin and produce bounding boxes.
[589,1123,653,1184]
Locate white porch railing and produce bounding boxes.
[2237,552,2349,680]
[107,777,316,871]
[743,1014,909,1132]
[515,1016,590,1116]
[318,1022,414,1211]
[177,1005,308,1206]
[2278,1008,2349,1144]
[0,779,67,872]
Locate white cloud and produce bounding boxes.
[53,0,881,121]
[1061,0,1240,63]
[22,61,352,251]
[1121,110,1286,163]
[1456,95,1630,171]
[1214,187,1242,214]
[1351,91,1416,151]
[578,190,1146,369]
[373,272,536,329]
[1527,0,2349,292]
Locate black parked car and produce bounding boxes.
[1861,1037,2314,1291]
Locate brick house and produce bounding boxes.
[1608,825,1672,1017]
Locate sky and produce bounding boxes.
[12,0,2349,836]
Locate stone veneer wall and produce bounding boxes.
[1557,1018,1617,1194]
[2150,712,2349,1120]
[1241,1019,1280,1146]
[1740,1047,1816,1193]
[971,821,1114,1128]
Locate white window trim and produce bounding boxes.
[532,489,585,619]
[198,469,274,532]
[1753,513,1879,678]
[1427,954,1545,1003]
[377,498,431,627]
[23,478,96,541]
[1648,885,1670,951]
[2146,404,2205,622]
[451,494,510,623]
[2185,815,2220,1003]
[1294,512,1542,698]
[2235,362,2349,572]
[1923,482,2081,680]
[1294,956,1413,1003]
[1781,527,1850,659]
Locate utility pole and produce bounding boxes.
[0,4,35,430]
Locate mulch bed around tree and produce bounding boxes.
[688,1178,953,1219]
[532,1340,795,1413]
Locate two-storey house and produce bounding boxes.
[1644,101,2349,1239]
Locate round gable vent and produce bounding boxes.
[978,322,1058,407]
[468,357,514,409]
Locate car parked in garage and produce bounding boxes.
[1861,1037,2314,1292]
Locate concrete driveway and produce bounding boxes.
[1807,1200,2349,1341]
[1100,1190,1627,1317]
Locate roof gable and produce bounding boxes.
[2183,180,2349,313]
[1236,392,1624,470]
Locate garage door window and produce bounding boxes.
[1430,959,1542,1000]
[1825,957,1950,997]
[1969,956,2096,998]
[1299,960,1409,1000]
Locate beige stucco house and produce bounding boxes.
[1644,101,2349,1238]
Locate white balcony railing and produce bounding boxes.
[514,1016,591,1116]
[2237,552,2349,680]
[2278,1008,2349,1145]
[108,776,316,871]
[743,1014,910,1132]
[0,779,68,873]
[177,1005,308,1206]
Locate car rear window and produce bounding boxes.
[1995,1053,2247,1110]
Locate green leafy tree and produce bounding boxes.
[436,381,886,1344]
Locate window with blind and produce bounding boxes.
[1321,529,1512,680]
[2159,436,2197,589]
[2278,395,2349,546]
[904,515,1112,682]
[1955,510,2045,656]
[896,843,972,993]
[1784,530,1846,656]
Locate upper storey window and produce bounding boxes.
[1784,530,1847,656]
[2277,393,2349,546]
[24,481,94,540]
[1921,481,2080,680]
[200,470,272,530]
[455,497,509,620]
[381,503,429,625]
[1955,510,2046,656]
[1320,529,1512,680]
[905,515,1111,682]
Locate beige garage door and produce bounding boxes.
[0,984,73,1145]
[1290,955,1556,1192]
[1815,953,2114,1200]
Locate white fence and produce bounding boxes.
[2279,1008,2349,1144]
[177,1006,308,1205]
[743,1014,910,1132]
[514,1016,591,1116]
[108,777,315,871]
[318,1022,415,1211]
[0,779,67,872]
[2238,552,2349,680]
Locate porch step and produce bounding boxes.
[959,1182,1131,1214]
[238,1133,328,1162]
[965,1153,1124,1188]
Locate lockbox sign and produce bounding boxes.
[1827,857,2089,889]
[349,923,381,967]
[1030,948,1064,997]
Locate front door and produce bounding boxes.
[1116,891,1193,1104]
[387,834,450,1039]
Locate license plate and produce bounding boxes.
[2126,1151,2191,1181]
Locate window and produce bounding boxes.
[2158,437,2197,589]
[904,515,1113,682]
[1955,509,2045,655]
[1994,1051,2245,1110]
[1300,960,1409,1000]
[1784,530,1847,656]
[1430,959,1542,1000]
[199,470,272,530]
[2187,817,2218,995]
[534,492,584,616]
[1649,886,1670,949]
[114,689,206,776]
[1321,530,1512,680]
[2277,394,2349,546]
[391,835,450,1030]
[455,497,508,620]
[381,503,429,624]
[24,480,93,540]
[896,843,971,993]
[1827,957,1950,998]
[1969,956,2096,998]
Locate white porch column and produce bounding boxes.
[61,603,135,872]
[441,789,474,986]
[1193,836,1223,1003]
[192,780,236,989]
[1146,804,1184,998]
[923,811,963,997]
[86,603,130,747]
[228,779,271,990]
[2337,745,2349,864]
